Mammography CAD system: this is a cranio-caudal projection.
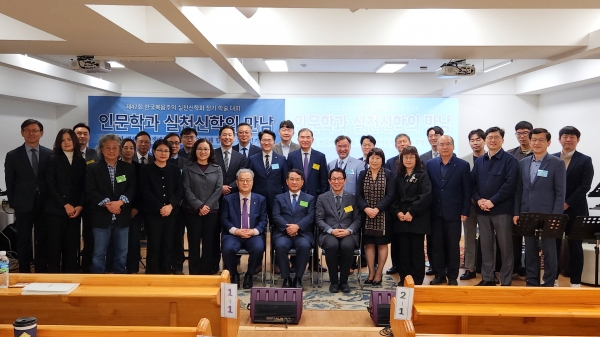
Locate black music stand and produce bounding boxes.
[568,216,600,287]
[588,182,600,209]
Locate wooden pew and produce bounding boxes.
[0,272,239,337]
[0,317,212,337]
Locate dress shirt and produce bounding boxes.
[432,150,440,158]
[530,153,546,184]
[239,144,250,157]
[289,190,302,204]
[336,157,348,169]
[81,147,88,159]
[281,143,291,158]
[262,151,273,167]
[228,193,259,236]
[24,143,40,167]
[326,191,354,235]
[440,158,451,178]
[560,149,576,169]
[137,152,149,163]
[302,149,312,164]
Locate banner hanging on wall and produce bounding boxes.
[88,96,285,148]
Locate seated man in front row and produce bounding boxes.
[272,169,316,288]
[316,168,362,293]
[221,169,268,289]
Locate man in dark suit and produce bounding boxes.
[384,133,411,173]
[552,126,593,287]
[426,135,471,285]
[133,131,154,164]
[514,128,566,287]
[360,135,376,167]
[420,126,444,162]
[287,128,329,198]
[273,120,300,159]
[178,127,197,159]
[272,169,315,288]
[215,125,246,196]
[221,169,268,289]
[86,134,136,274]
[4,119,52,272]
[316,168,362,293]
[233,122,261,160]
[74,123,99,164]
[165,132,187,169]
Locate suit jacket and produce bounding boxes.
[420,150,433,163]
[426,154,472,221]
[85,160,136,228]
[139,163,183,217]
[461,153,476,171]
[384,155,399,176]
[220,192,268,235]
[552,151,594,225]
[515,153,566,215]
[168,155,187,169]
[182,161,223,211]
[247,152,288,207]
[4,144,52,213]
[327,156,365,195]
[273,142,300,158]
[178,148,191,160]
[356,168,396,215]
[44,152,87,216]
[215,147,246,192]
[315,191,362,247]
[287,149,329,197]
[391,170,432,235]
[82,147,99,165]
[272,192,315,245]
[133,153,154,164]
[233,144,261,160]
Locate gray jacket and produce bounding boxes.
[315,190,362,247]
[182,161,223,211]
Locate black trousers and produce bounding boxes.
[80,203,94,272]
[171,211,188,272]
[186,211,219,275]
[390,233,399,268]
[144,214,175,274]
[322,235,356,284]
[126,214,142,273]
[513,235,525,272]
[15,193,46,273]
[556,238,584,284]
[397,232,426,285]
[430,217,461,280]
[46,213,80,273]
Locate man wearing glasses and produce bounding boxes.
[233,123,261,159]
[179,128,197,159]
[420,126,444,162]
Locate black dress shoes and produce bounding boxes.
[231,274,240,288]
[447,279,458,286]
[460,270,476,280]
[292,276,303,288]
[282,277,293,288]
[386,266,398,275]
[339,283,351,293]
[429,276,447,285]
[329,283,340,293]
[475,280,496,286]
[426,267,435,276]
[243,273,253,289]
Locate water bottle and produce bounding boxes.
[0,250,9,288]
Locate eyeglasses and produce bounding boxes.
[196,148,211,152]
[23,129,41,134]
[403,156,416,160]
[154,149,170,153]
[486,136,502,140]
[515,132,530,137]
[329,177,345,182]
[182,136,196,140]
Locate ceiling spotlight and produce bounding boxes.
[265,59,288,72]
[375,62,408,73]
[483,59,513,73]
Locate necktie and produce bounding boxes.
[338,160,344,170]
[224,151,230,172]
[241,198,249,229]
[335,195,342,215]
[242,148,247,158]
[292,194,298,211]
[81,151,86,159]
[30,149,38,177]
[303,153,309,179]
[265,154,271,174]
[141,156,146,164]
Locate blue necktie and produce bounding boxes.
[292,194,298,211]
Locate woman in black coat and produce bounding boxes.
[139,139,183,274]
[45,129,87,273]
[390,146,432,285]
[357,147,395,286]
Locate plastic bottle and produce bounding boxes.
[0,251,9,288]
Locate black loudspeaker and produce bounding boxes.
[250,287,303,324]
[0,223,16,255]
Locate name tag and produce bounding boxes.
[344,205,353,213]
[299,200,308,207]
[271,163,279,170]
[312,163,320,170]
[346,169,354,175]
[537,169,548,177]
[116,175,127,183]
[86,159,95,165]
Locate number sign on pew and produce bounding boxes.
[220,283,238,319]
[394,286,414,320]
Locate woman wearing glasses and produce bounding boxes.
[182,138,223,275]
[139,139,183,274]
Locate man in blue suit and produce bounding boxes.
[272,169,315,288]
[221,169,268,289]
[327,135,364,195]
[514,128,566,287]
[552,126,594,287]
[426,135,472,285]
[287,128,329,197]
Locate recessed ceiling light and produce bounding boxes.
[265,59,288,72]
[375,62,408,73]
[483,59,513,73]
[108,61,125,68]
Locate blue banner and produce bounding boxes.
[88,96,285,148]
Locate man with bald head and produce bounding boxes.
[425,135,471,285]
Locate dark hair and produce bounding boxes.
[367,147,386,164]
[515,121,533,132]
[165,132,180,141]
[219,125,235,136]
[279,120,295,129]
[237,122,252,131]
[395,133,411,143]
[287,168,304,180]
[298,128,314,137]
[73,123,90,133]
[559,126,581,139]
[21,119,43,132]
[426,126,444,136]
[151,139,173,159]
[53,128,82,158]
[329,167,346,180]
[468,129,485,140]
[259,129,276,141]
[334,135,351,144]
[396,146,422,175]
[121,138,136,150]
[189,138,216,164]
[180,127,197,137]
[360,135,376,145]
[135,131,151,141]
[484,127,505,139]
[532,128,551,141]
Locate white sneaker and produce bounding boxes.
[554,280,559,287]
[571,283,581,288]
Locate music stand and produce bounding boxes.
[588,182,600,209]
[568,216,600,287]
[514,213,544,237]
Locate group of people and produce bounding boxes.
[4,117,593,293]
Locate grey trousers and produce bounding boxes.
[478,214,513,285]
[462,206,478,271]
[525,236,557,286]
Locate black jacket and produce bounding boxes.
[139,163,183,217]
[44,152,87,216]
[4,144,52,213]
[391,170,432,235]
